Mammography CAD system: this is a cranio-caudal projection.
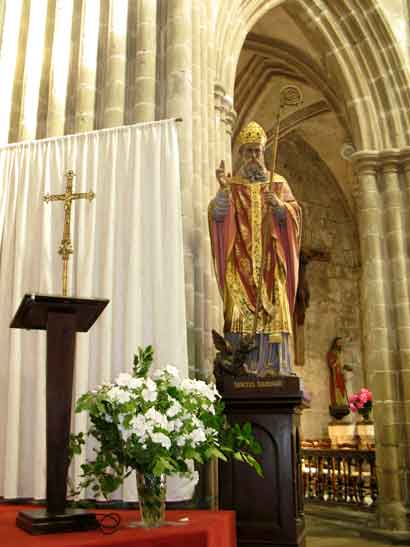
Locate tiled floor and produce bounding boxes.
[306,515,409,546]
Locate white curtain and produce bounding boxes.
[0,120,188,501]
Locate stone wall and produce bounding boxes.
[379,0,410,59]
[275,135,364,439]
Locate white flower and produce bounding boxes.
[108,386,131,404]
[166,401,182,418]
[152,369,163,380]
[191,416,202,429]
[130,415,148,439]
[152,365,180,384]
[145,408,169,430]
[142,378,157,402]
[151,432,171,450]
[176,435,188,447]
[169,418,183,432]
[145,378,156,391]
[206,427,218,438]
[165,365,181,387]
[115,372,133,386]
[129,377,144,390]
[181,378,195,392]
[180,378,219,402]
[119,425,134,442]
[190,429,206,447]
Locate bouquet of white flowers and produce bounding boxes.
[70,346,261,526]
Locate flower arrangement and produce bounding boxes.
[70,346,262,526]
[348,387,373,422]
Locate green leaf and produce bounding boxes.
[205,446,227,462]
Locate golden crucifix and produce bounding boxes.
[44,170,95,296]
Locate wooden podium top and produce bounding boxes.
[10,294,109,332]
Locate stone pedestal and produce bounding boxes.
[357,422,375,449]
[328,423,357,448]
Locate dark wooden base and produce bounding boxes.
[218,374,306,547]
[16,508,99,535]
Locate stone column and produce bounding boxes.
[45,0,74,136]
[16,0,48,141]
[191,0,205,377]
[199,0,216,376]
[354,152,408,530]
[379,151,410,529]
[0,0,24,144]
[380,151,410,373]
[164,0,194,373]
[102,0,128,128]
[73,0,100,133]
[208,15,223,342]
[400,148,410,483]
[133,0,157,122]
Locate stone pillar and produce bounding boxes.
[16,0,48,141]
[379,151,410,529]
[164,0,194,373]
[0,0,24,144]
[380,151,410,373]
[102,0,128,128]
[199,0,210,371]
[45,0,74,137]
[354,152,408,530]
[73,0,100,133]
[191,0,205,377]
[207,14,223,344]
[400,148,410,490]
[133,0,157,122]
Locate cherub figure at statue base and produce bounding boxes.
[212,330,294,380]
[212,330,256,378]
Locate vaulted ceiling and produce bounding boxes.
[234,5,356,214]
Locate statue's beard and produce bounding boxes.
[241,160,267,181]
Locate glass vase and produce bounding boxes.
[136,472,166,528]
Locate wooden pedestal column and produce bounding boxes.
[217,374,305,547]
[10,294,109,534]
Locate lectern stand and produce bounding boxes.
[10,294,109,534]
[217,374,305,547]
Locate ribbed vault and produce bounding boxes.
[215,0,410,150]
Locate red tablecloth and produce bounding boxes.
[0,505,236,547]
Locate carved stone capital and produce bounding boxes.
[351,151,379,176]
[379,149,400,175]
[224,106,237,135]
[214,83,226,114]
[400,147,410,173]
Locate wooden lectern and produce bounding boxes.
[10,294,109,534]
[217,374,306,547]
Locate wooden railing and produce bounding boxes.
[301,448,378,508]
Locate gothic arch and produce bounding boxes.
[214,0,410,150]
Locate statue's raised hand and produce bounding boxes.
[216,160,231,189]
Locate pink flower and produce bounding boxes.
[349,387,373,415]
[359,392,368,403]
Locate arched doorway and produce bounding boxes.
[212,0,410,531]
